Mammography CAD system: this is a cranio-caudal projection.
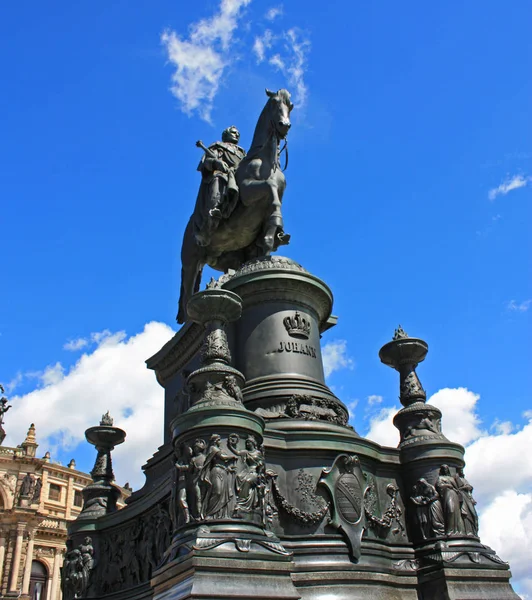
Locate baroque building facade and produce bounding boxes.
[0,423,127,600]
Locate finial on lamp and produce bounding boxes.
[393,325,409,340]
[100,411,113,426]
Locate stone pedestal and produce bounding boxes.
[67,257,520,600]
[223,257,350,433]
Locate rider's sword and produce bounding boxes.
[195,140,217,159]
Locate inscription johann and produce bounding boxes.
[277,341,317,358]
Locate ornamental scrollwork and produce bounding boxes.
[255,394,350,426]
[267,470,329,525]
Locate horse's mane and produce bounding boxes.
[277,89,292,106]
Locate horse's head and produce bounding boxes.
[265,88,293,139]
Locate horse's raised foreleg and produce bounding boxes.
[177,220,205,324]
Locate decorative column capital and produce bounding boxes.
[16,522,27,535]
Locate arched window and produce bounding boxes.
[29,560,47,600]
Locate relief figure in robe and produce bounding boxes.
[411,478,445,539]
[228,434,265,516]
[435,464,464,535]
[200,434,237,519]
[455,467,479,536]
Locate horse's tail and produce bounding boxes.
[177,264,204,324]
[177,267,187,324]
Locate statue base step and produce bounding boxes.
[152,553,299,600]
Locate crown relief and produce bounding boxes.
[283,312,311,340]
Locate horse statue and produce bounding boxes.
[177,88,293,323]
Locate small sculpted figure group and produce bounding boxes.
[411,464,479,540]
[17,472,42,505]
[97,504,173,594]
[174,433,266,525]
[62,537,94,600]
[403,413,440,440]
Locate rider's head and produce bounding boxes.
[222,126,240,144]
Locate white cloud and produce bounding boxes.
[63,330,126,352]
[253,29,273,63]
[269,28,310,109]
[269,53,285,70]
[265,5,283,21]
[463,416,532,505]
[365,405,399,447]
[4,372,23,393]
[507,299,532,313]
[162,2,310,118]
[6,322,174,490]
[322,340,354,378]
[64,338,88,352]
[428,387,483,446]
[488,174,531,201]
[91,329,126,346]
[252,27,311,109]
[479,491,532,597]
[40,362,65,387]
[491,419,514,435]
[161,0,252,122]
[367,394,383,406]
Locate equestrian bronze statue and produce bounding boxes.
[177,88,293,323]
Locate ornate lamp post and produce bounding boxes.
[379,326,445,448]
[79,412,126,519]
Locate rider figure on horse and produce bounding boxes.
[192,126,246,247]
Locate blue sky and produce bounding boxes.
[1,1,531,595]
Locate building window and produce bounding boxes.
[48,484,61,502]
[73,490,83,508]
